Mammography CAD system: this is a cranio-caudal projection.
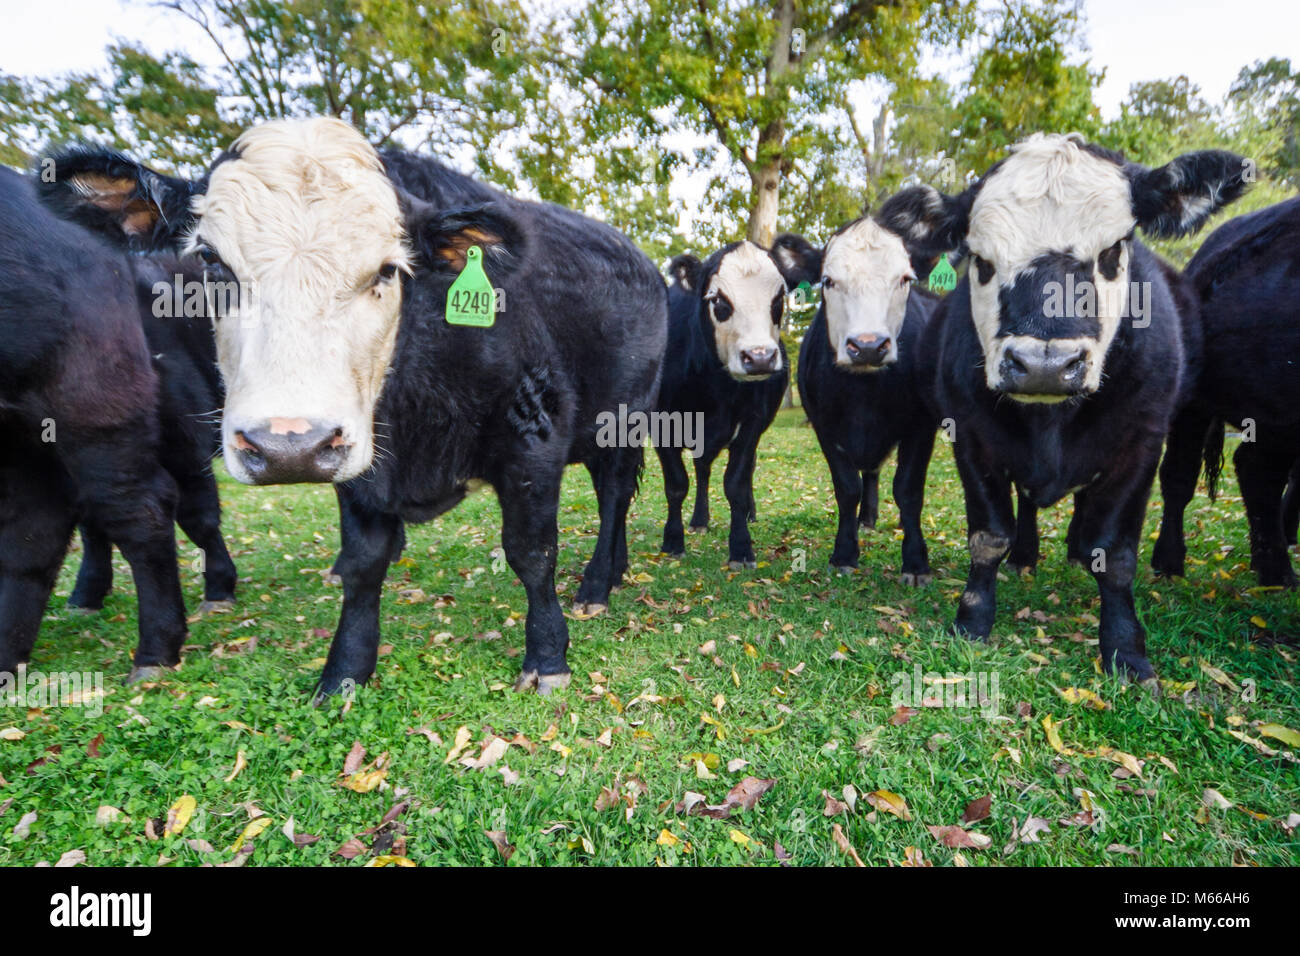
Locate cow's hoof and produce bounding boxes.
[831,564,858,575]
[688,525,708,534]
[728,559,757,570]
[1004,561,1036,578]
[571,602,607,618]
[661,550,685,560]
[858,521,877,533]
[513,669,572,695]
[321,570,343,586]
[900,572,933,587]
[125,664,175,685]
[196,599,235,615]
[67,604,102,615]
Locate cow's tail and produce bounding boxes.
[1202,417,1225,503]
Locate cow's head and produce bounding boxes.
[41,117,521,484]
[779,219,916,371]
[879,133,1247,400]
[686,238,816,380]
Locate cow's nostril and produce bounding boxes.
[233,421,349,484]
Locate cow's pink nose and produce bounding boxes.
[234,420,350,484]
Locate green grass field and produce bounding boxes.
[2,408,1297,866]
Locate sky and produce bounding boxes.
[3,0,1297,118]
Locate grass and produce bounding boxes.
[1,407,1297,867]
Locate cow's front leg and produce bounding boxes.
[1073,461,1159,681]
[689,455,713,531]
[895,429,935,585]
[1005,485,1039,575]
[498,468,570,694]
[723,435,760,568]
[952,447,1014,641]
[658,445,689,558]
[1282,458,1300,547]
[825,448,863,572]
[0,461,74,673]
[68,523,114,610]
[1151,411,1212,577]
[174,468,237,611]
[316,486,402,700]
[1235,438,1298,588]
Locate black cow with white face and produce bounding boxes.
[881,133,1247,680]
[656,240,811,567]
[790,217,939,581]
[1152,197,1300,587]
[42,117,667,697]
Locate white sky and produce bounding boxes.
[4,0,1297,116]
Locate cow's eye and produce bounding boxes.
[1097,240,1124,281]
[901,274,915,287]
[710,296,733,323]
[196,243,225,268]
[973,255,995,285]
[378,262,398,281]
[821,277,836,290]
[770,293,784,325]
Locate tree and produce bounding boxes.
[1228,57,1300,189]
[561,0,963,249]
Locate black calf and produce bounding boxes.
[0,166,187,679]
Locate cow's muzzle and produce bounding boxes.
[233,418,351,484]
[844,334,892,369]
[739,346,780,377]
[997,343,1088,397]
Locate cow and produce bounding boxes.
[0,164,189,680]
[791,217,938,581]
[41,117,667,697]
[655,240,813,567]
[1151,197,1300,587]
[67,253,237,614]
[879,133,1247,680]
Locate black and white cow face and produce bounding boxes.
[698,241,790,380]
[879,133,1248,400]
[41,118,520,485]
[818,219,916,371]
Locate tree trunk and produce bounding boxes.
[747,156,783,248]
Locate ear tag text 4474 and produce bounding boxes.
[928,254,957,293]
[445,245,496,327]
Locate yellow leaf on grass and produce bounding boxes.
[165,795,197,836]
[340,768,388,792]
[656,829,679,847]
[229,816,271,853]
[366,856,417,867]
[444,726,472,764]
[224,750,247,783]
[1249,615,1268,629]
[729,829,755,846]
[1096,747,1143,777]
[865,789,912,820]
[1058,687,1110,710]
[0,728,25,741]
[1259,723,1300,748]
[1042,715,1071,754]
[1199,659,1239,692]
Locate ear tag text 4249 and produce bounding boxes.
[928,254,957,293]
[445,245,496,327]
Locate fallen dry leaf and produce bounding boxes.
[831,823,865,866]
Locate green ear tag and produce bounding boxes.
[445,246,496,327]
[928,254,957,293]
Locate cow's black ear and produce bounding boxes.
[1127,150,1250,239]
[36,145,198,251]
[667,253,703,292]
[408,200,526,276]
[877,185,972,260]
[771,233,822,288]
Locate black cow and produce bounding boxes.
[656,241,810,567]
[67,253,237,614]
[880,133,1247,679]
[42,117,667,696]
[0,165,189,679]
[790,217,938,581]
[1152,197,1300,587]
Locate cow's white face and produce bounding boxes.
[704,242,786,379]
[964,134,1136,400]
[188,118,408,483]
[820,219,915,371]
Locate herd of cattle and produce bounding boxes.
[1,118,1297,700]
